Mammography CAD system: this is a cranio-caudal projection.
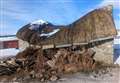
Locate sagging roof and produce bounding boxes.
[16,5,117,46]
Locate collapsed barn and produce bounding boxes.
[0,5,117,81]
[17,5,117,64]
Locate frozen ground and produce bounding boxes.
[0,67,119,83]
[49,67,120,83]
[7,67,118,83]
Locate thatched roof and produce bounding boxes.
[16,5,117,46]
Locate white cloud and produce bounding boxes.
[0,0,34,22]
[99,0,120,9]
[1,0,120,35]
[0,0,80,35]
[1,0,80,25]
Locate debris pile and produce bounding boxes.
[0,47,96,81]
[0,58,18,76]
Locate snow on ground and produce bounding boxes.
[0,36,18,42]
[114,30,120,45]
[0,48,19,59]
[114,30,120,66]
[115,56,120,65]
[114,38,120,45]
[51,68,120,83]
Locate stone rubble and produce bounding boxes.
[0,46,110,82]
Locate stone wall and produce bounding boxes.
[19,39,114,64]
[19,39,29,51]
[92,41,113,64]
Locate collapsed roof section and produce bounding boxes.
[16,5,117,46]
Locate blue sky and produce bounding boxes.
[0,0,120,35]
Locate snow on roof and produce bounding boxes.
[40,29,60,37]
[0,48,19,59]
[30,19,48,25]
[0,36,18,42]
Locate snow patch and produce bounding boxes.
[30,19,48,25]
[40,29,60,37]
[29,19,49,30]
[0,37,18,42]
[114,55,120,66]
[114,38,120,45]
[0,48,19,59]
[114,31,120,44]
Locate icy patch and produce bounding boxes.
[30,19,48,25]
[40,29,60,37]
